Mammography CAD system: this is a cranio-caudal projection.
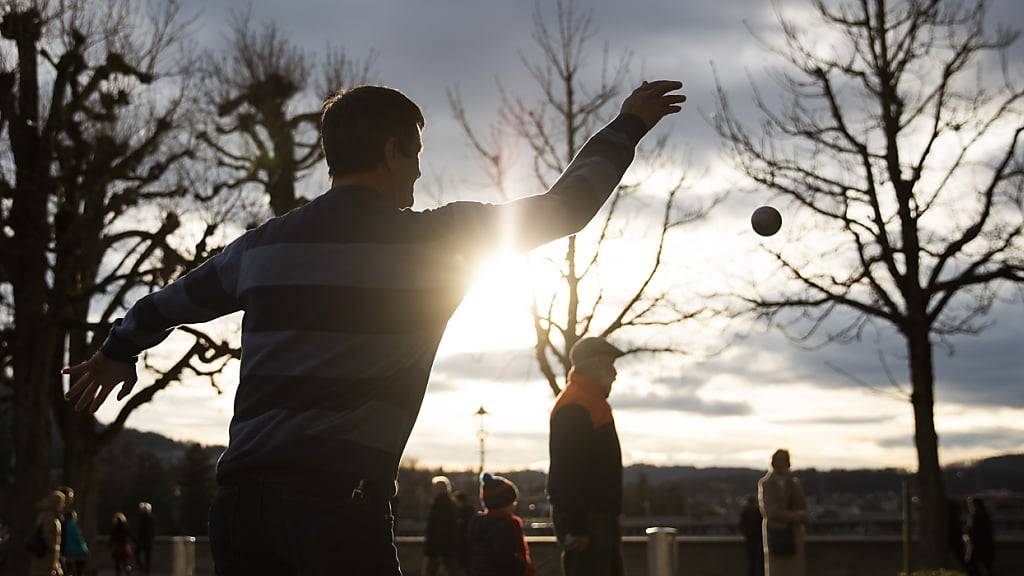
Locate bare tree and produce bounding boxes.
[450,0,718,396]
[201,10,377,218]
[713,0,1023,568]
[0,2,240,570]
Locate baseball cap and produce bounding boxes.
[569,336,626,366]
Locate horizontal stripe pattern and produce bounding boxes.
[238,330,438,381]
[101,113,646,485]
[241,285,460,334]
[238,242,471,292]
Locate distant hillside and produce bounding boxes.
[95,428,226,465]
[93,427,1023,495]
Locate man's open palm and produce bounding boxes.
[63,351,138,413]
[620,80,686,129]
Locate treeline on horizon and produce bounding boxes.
[24,428,1022,536]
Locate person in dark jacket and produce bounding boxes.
[452,490,475,573]
[740,495,765,576]
[547,336,626,576]
[467,473,533,576]
[109,513,133,576]
[135,502,155,575]
[947,498,967,569]
[965,497,995,576]
[423,476,462,575]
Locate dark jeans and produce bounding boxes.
[136,543,152,574]
[208,481,401,576]
[551,509,623,576]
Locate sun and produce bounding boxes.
[439,253,546,354]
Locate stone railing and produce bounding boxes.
[87,534,1024,575]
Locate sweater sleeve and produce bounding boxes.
[426,113,649,261]
[548,404,593,535]
[100,232,248,362]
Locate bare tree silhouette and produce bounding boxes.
[712,0,1023,567]
[202,9,377,218]
[0,2,239,569]
[450,0,720,397]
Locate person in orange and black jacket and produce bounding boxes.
[547,336,625,576]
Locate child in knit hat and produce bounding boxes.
[466,472,535,576]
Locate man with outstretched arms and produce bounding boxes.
[64,80,686,575]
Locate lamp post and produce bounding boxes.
[475,405,488,476]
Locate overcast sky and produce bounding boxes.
[97,0,1024,473]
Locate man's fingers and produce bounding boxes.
[663,94,687,105]
[90,383,117,413]
[66,373,94,401]
[117,377,138,401]
[74,380,100,412]
[61,361,90,376]
[646,80,684,95]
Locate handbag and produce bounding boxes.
[24,524,47,558]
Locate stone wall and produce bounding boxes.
[89,535,1024,575]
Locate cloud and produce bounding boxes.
[773,415,896,425]
[877,428,1024,452]
[613,388,752,416]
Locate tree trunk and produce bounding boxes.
[907,326,947,570]
[9,214,56,576]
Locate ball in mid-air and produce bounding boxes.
[751,205,782,237]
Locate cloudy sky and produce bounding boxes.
[93,0,1024,473]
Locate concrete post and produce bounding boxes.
[646,527,678,576]
[171,536,196,576]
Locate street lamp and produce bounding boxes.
[475,405,488,475]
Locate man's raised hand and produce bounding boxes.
[620,80,686,130]
[62,351,139,413]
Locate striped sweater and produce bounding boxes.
[101,113,649,488]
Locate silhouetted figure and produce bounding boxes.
[55,487,89,576]
[740,496,765,576]
[468,472,533,576]
[64,80,686,575]
[135,502,155,575]
[758,449,808,576]
[966,497,995,576]
[29,491,65,576]
[947,498,967,569]
[424,476,462,576]
[548,337,626,576]
[109,513,134,576]
[452,490,475,573]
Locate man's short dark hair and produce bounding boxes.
[320,85,425,178]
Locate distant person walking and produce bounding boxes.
[55,487,89,576]
[467,473,534,576]
[740,495,765,576]
[109,513,134,576]
[547,337,627,576]
[135,502,155,575]
[758,449,808,576]
[965,497,995,576]
[452,490,476,573]
[423,476,462,576]
[64,80,686,575]
[29,491,65,576]
[947,498,967,568]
